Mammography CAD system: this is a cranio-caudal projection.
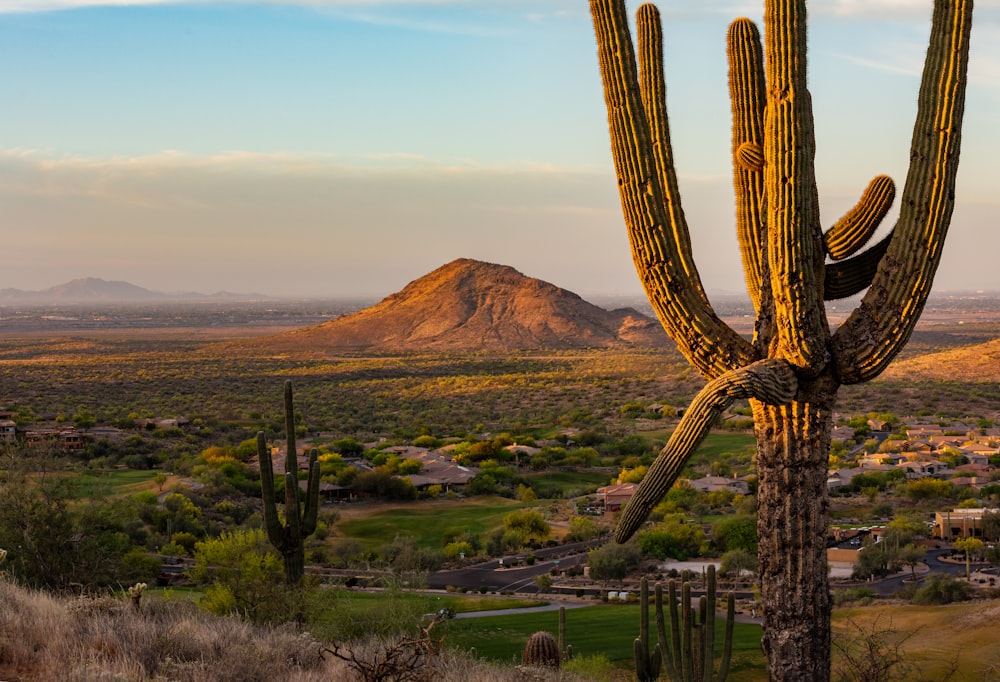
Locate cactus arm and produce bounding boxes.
[823,176,895,260]
[656,583,679,681]
[832,0,973,385]
[668,581,682,679]
[764,0,831,374]
[616,358,796,542]
[681,582,694,682]
[718,592,735,682]
[728,17,767,313]
[705,566,717,682]
[591,0,756,380]
[637,3,704,309]
[257,431,287,551]
[823,230,893,300]
[301,450,321,537]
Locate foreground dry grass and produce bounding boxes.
[832,600,1000,681]
[0,581,595,682]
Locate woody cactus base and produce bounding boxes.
[589,0,973,680]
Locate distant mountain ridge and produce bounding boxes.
[249,258,670,352]
[0,277,266,303]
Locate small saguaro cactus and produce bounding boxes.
[558,605,573,661]
[258,380,321,586]
[522,630,561,668]
[589,1,973,679]
[634,577,664,682]
[660,565,734,682]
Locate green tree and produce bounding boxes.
[188,528,289,624]
[566,516,601,542]
[713,514,758,554]
[503,510,551,546]
[587,541,642,584]
[954,536,983,579]
[720,548,757,583]
[636,513,708,560]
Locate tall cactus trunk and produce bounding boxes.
[754,381,836,680]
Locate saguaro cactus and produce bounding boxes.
[258,380,321,586]
[589,1,973,679]
[634,577,664,682]
[662,566,734,682]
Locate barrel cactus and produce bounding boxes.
[522,630,561,668]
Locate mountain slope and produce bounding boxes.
[881,336,1000,383]
[253,258,668,351]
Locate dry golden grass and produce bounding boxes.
[832,600,1000,681]
[0,580,593,681]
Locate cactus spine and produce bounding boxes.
[522,631,560,668]
[258,380,321,586]
[589,0,973,679]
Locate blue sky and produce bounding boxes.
[1,0,998,298]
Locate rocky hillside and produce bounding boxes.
[253,258,669,352]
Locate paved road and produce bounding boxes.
[427,538,600,593]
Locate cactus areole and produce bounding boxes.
[589,0,972,679]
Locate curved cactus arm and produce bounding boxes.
[823,175,896,260]
[832,0,973,385]
[637,3,704,309]
[764,0,830,374]
[823,230,893,301]
[591,0,756,380]
[616,359,797,542]
[258,430,287,551]
[728,17,767,314]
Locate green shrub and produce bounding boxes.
[910,574,974,605]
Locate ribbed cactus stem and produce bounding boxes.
[823,175,896,260]
[257,380,322,586]
[616,359,796,542]
[728,17,767,313]
[590,0,755,381]
[832,0,973,384]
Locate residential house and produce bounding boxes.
[0,419,15,444]
[932,508,1000,540]
[597,483,638,512]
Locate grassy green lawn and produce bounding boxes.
[522,469,613,496]
[64,469,159,499]
[336,497,525,551]
[439,603,766,679]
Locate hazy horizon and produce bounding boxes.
[2,1,998,298]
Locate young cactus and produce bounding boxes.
[558,605,573,661]
[522,631,561,668]
[258,380,321,586]
[634,576,664,681]
[661,565,734,682]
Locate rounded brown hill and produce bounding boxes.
[252,259,668,352]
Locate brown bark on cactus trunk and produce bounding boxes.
[753,374,837,682]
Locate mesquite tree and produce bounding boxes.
[589,1,972,679]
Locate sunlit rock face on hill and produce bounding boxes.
[262,258,669,351]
